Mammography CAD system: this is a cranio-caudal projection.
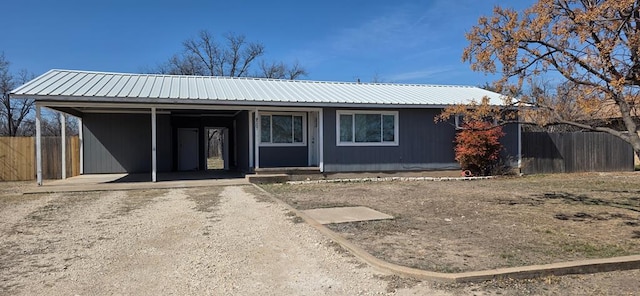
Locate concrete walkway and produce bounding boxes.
[302,206,394,224]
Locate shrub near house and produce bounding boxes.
[454,121,504,176]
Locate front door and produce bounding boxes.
[178,128,199,171]
[308,112,319,166]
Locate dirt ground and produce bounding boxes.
[262,172,640,295]
[0,182,454,295]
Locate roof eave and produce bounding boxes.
[20,94,468,109]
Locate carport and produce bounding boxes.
[10,70,324,185]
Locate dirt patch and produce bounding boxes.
[185,187,222,213]
[114,189,167,215]
[261,172,640,293]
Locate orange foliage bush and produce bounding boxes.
[454,121,504,176]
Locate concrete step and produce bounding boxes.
[246,174,290,184]
[254,167,321,175]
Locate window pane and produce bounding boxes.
[355,114,381,142]
[382,114,395,142]
[272,115,293,143]
[260,115,271,143]
[293,116,303,143]
[339,114,353,142]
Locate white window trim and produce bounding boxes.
[259,112,307,147]
[336,110,399,146]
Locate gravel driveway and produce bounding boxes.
[0,185,447,295]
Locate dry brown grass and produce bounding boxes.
[262,172,640,273]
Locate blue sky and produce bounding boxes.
[3,0,533,85]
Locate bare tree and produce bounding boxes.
[160,31,265,77]
[258,60,308,80]
[371,71,385,83]
[156,30,307,79]
[258,60,286,79]
[0,53,34,136]
[37,110,79,136]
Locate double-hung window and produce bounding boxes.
[336,110,398,146]
[260,113,306,146]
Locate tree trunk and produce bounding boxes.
[628,131,640,164]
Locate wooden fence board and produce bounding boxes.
[0,137,35,181]
[0,136,80,181]
[522,132,634,174]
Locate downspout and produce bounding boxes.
[78,117,83,175]
[517,114,522,174]
[319,109,324,173]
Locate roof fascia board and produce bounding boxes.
[38,101,326,112]
[33,97,454,110]
[81,109,171,114]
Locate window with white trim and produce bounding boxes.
[260,113,306,146]
[336,110,398,146]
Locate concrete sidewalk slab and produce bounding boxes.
[302,206,393,224]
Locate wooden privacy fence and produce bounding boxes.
[0,136,80,181]
[521,132,634,174]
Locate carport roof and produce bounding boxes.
[11,69,505,107]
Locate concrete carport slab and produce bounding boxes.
[23,172,249,194]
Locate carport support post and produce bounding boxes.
[151,107,157,182]
[254,109,260,169]
[60,113,66,179]
[78,117,83,175]
[35,105,42,186]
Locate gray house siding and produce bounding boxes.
[322,108,520,172]
[235,111,251,172]
[259,147,308,167]
[83,113,172,174]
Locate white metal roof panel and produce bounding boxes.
[11,69,505,107]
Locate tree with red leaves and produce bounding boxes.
[454,121,505,176]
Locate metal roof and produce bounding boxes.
[11,69,504,107]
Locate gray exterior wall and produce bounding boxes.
[322,108,520,172]
[259,146,308,167]
[83,113,172,174]
[235,111,250,172]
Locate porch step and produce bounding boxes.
[246,174,290,184]
[254,167,321,175]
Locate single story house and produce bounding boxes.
[11,69,520,183]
